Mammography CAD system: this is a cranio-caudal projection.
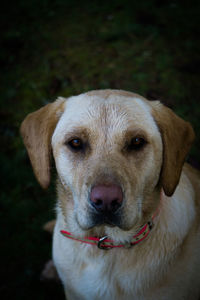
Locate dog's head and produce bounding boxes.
[20,90,194,233]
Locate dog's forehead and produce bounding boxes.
[53,93,159,139]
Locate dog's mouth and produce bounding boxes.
[75,208,123,230]
[86,208,123,229]
[75,205,137,233]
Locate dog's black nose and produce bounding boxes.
[90,184,123,213]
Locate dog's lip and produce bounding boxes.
[76,213,133,232]
[89,210,123,228]
[95,219,116,227]
[76,212,119,230]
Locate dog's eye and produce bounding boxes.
[128,137,146,151]
[68,138,83,151]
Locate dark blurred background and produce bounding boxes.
[1,0,200,299]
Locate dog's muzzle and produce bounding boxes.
[89,184,123,226]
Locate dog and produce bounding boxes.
[20,89,200,300]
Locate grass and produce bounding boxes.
[1,0,200,298]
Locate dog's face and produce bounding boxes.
[51,92,163,231]
[20,90,194,234]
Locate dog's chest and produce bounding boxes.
[54,248,137,300]
[53,226,161,300]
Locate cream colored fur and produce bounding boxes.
[20,90,200,300]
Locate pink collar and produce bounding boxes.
[60,219,155,250]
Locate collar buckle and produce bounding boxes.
[148,221,154,230]
[98,235,112,250]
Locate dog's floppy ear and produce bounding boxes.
[20,98,65,189]
[150,101,195,197]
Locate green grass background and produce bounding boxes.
[1,0,200,299]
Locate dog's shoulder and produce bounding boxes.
[183,163,200,207]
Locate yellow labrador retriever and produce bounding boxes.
[21,90,200,300]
